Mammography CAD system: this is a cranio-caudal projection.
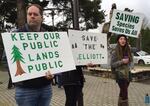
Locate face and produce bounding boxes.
[118,36,127,47]
[27,6,43,28]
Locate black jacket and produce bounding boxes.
[61,66,84,87]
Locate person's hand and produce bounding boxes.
[122,58,129,64]
[45,71,54,80]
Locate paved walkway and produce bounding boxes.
[0,70,150,106]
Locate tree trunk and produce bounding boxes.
[71,0,79,30]
[17,0,26,29]
[136,33,142,50]
[15,60,25,76]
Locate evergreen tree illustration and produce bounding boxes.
[11,45,26,76]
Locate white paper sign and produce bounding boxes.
[68,30,108,65]
[2,32,75,82]
[109,9,144,38]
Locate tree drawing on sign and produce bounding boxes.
[11,45,26,76]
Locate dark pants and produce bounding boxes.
[117,79,130,100]
[64,85,83,106]
[8,70,14,89]
[77,91,84,106]
[56,74,62,88]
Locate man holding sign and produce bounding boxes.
[2,4,53,106]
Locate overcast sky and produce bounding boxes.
[101,0,150,21]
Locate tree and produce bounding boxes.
[0,0,17,31]
[79,0,105,30]
[51,0,105,30]
[0,0,49,30]
[0,0,105,31]
[11,45,25,76]
[0,0,17,60]
[17,0,26,28]
[141,28,150,53]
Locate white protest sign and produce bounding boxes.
[2,32,75,82]
[68,30,108,66]
[109,9,144,38]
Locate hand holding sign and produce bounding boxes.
[45,71,54,80]
[2,32,75,82]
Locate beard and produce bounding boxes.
[28,19,42,27]
[28,21,39,27]
[27,21,42,31]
